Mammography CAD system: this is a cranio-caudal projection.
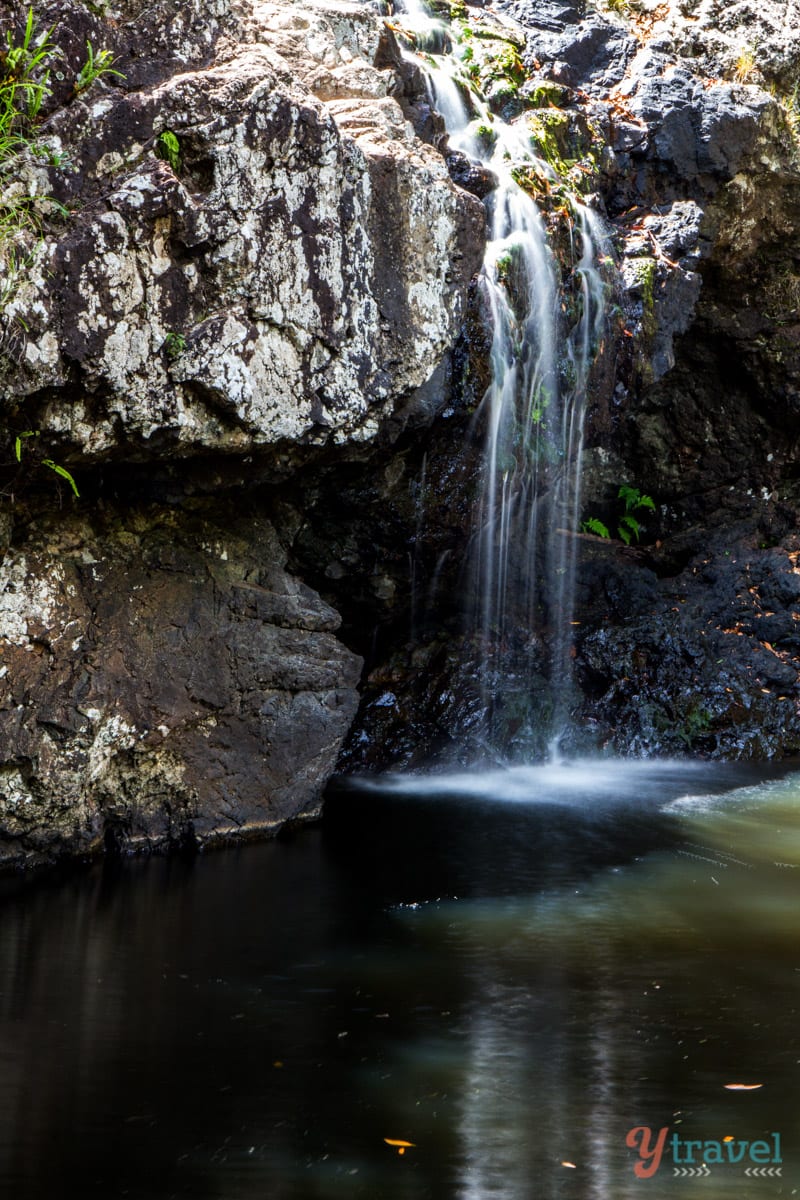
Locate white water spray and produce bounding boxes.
[397,0,609,755]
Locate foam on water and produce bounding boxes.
[351,758,713,805]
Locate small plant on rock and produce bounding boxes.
[156,129,181,173]
[13,430,79,497]
[163,330,186,358]
[0,7,58,159]
[733,46,757,85]
[582,484,655,544]
[73,40,123,95]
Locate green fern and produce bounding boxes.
[42,458,79,496]
[618,484,655,513]
[73,41,123,95]
[582,484,655,545]
[581,516,610,538]
[618,514,639,545]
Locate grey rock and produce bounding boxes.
[1,0,485,460]
[496,0,637,89]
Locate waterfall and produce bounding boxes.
[396,0,609,757]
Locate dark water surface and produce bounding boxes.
[1,760,800,1198]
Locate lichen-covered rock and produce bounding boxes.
[628,0,800,90]
[1,0,484,458]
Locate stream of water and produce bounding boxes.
[1,760,799,1197]
[399,0,608,748]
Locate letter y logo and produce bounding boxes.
[626,1126,669,1178]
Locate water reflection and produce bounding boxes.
[0,762,798,1197]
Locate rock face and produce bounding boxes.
[332,0,800,768]
[0,505,362,865]
[0,0,484,864]
[3,0,484,455]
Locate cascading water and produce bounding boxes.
[395,0,609,756]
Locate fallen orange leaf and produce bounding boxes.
[384,1138,415,1155]
[724,1083,763,1091]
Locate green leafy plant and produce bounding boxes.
[14,429,79,497]
[582,516,610,538]
[0,8,58,160]
[73,40,123,95]
[582,485,655,544]
[163,330,186,358]
[156,129,181,173]
[0,11,61,303]
[617,484,655,544]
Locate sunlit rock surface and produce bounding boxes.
[2,0,484,455]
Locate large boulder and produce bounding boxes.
[0,505,362,866]
[2,0,484,456]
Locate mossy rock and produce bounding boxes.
[472,119,498,154]
[521,79,569,108]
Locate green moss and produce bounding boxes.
[630,255,657,336]
[651,701,713,749]
[628,256,658,384]
[474,34,527,103]
[471,28,523,46]
[528,81,567,108]
[488,80,519,105]
[473,120,497,153]
[763,265,800,322]
[494,44,525,84]
[528,109,571,163]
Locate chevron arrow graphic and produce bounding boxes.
[672,1166,711,1177]
[745,1167,782,1177]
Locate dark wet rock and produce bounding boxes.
[0,503,362,869]
[574,533,800,759]
[496,0,636,90]
[618,51,778,194]
[446,151,499,198]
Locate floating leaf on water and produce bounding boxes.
[384,1138,415,1155]
[561,1161,577,1168]
[724,1083,763,1091]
